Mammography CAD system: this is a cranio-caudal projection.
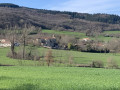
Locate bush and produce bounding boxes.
[67,43,72,50]
[7,46,40,61]
[106,58,119,69]
[91,60,104,68]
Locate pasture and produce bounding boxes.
[42,29,87,38]
[0,66,120,90]
[0,46,120,90]
[42,29,118,42]
[103,31,120,34]
[0,47,120,66]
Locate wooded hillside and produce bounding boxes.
[0,3,120,32]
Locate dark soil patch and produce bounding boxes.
[0,64,14,66]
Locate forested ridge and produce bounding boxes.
[0,3,120,32]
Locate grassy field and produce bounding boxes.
[0,47,120,66]
[0,48,38,66]
[90,35,113,42]
[1,47,120,89]
[1,66,120,90]
[42,29,117,42]
[103,31,120,34]
[42,29,87,38]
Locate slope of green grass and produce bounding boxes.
[0,66,120,90]
[37,47,120,66]
[91,36,113,42]
[103,31,120,34]
[42,29,87,38]
[42,29,117,42]
[0,48,37,66]
[0,47,120,66]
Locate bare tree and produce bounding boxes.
[20,25,32,59]
[7,26,18,58]
[108,38,120,54]
[45,49,53,66]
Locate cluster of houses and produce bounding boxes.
[0,37,92,48]
[35,35,59,49]
[34,37,93,49]
[0,36,106,51]
[0,35,59,48]
[0,39,20,48]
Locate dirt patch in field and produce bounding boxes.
[75,64,91,67]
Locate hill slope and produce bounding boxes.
[0,3,120,32]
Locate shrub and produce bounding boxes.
[7,46,40,61]
[91,60,104,68]
[68,43,72,50]
[106,58,119,69]
[68,55,74,67]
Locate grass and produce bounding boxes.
[42,29,87,38]
[42,29,118,42]
[0,66,120,90]
[0,44,120,89]
[1,47,120,66]
[103,31,120,34]
[91,35,114,42]
[0,48,38,66]
[37,47,120,66]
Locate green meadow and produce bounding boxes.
[1,66,120,90]
[42,29,87,38]
[42,29,119,42]
[0,47,120,90]
[103,31,120,34]
[0,47,120,66]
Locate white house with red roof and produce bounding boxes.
[0,39,11,47]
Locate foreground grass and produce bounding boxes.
[0,66,120,90]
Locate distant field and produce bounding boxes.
[103,31,120,34]
[0,47,120,66]
[42,29,87,38]
[0,66,120,90]
[37,48,120,66]
[91,35,113,42]
[42,29,117,42]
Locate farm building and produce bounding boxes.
[36,36,59,49]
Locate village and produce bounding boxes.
[0,33,109,53]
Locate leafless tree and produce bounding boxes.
[7,26,18,58]
[20,25,32,59]
[108,38,120,54]
[44,49,54,66]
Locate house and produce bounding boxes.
[0,39,11,47]
[81,38,90,42]
[36,35,59,49]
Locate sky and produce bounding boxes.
[0,0,120,15]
